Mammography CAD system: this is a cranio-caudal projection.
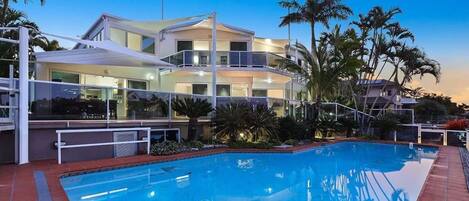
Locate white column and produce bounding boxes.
[18,26,29,164]
[210,12,217,109]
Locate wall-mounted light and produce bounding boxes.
[193,56,199,65]
[266,78,272,83]
[198,71,205,77]
[146,73,155,80]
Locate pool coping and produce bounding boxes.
[2,140,467,201]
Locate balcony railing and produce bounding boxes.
[26,80,301,121]
[161,50,294,72]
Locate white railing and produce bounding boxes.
[56,127,151,164]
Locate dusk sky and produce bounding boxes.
[12,0,469,104]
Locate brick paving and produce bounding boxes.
[417,146,469,201]
[1,142,468,201]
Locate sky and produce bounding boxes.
[11,0,469,104]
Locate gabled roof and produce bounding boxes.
[161,18,255,36]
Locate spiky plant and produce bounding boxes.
[172,98,212,141]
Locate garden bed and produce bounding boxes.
[459,148,469,191]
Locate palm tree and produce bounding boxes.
[0,7,53,77]
[1,0,45,26]
[172,98,213,141]
[247,105,278,142]
[213,103,250,143]
[42,39,66,51]
[351,7,403,113]
[281,27,363,137]
[279,0,352,63]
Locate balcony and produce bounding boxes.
[161,50,294,74]
[26,80,301,121]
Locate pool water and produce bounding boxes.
[60,142,438,201]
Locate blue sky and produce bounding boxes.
[11,0,469,103]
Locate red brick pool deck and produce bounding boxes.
[1,142,468,201]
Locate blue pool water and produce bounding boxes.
[60,142,438,201]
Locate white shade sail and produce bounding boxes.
[36,33,173,67]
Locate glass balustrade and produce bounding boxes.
[26,81,310,120]
[162,50,292,70]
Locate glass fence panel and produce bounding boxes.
[447,130,467,147]
[268,98,286,117]
[109,89,170,120]
[29,82,107,120]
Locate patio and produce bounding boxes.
[0,141,468,201]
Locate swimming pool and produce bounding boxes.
[60,142,438,201]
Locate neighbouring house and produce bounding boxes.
[358,79,417,111]
[0,13,309,163]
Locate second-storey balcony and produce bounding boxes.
[161,50,294,74]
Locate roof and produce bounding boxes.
[358,79,397,86]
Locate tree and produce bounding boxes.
[0,7,65,77]
[171,98,212,141]
[42,39,66,51]
[281,26,363,136]
[279,0,352,63]
[0,0,45,27]
[413,99,447,123]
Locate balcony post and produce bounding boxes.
[210,12,217,109]
[18,26,29,164]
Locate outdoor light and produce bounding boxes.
[266,78,272,83]
[198,71,205,76]
[146,73,155,80]
[240,133,245,138]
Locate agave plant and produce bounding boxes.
[213,103,250,143]
[247,105,278,142]
[172,98,213,141]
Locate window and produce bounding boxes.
[193,40,209,51]
[192,84,207,95]
[51,71,79,84]
[177,41,193,52]
[216,85,231,96]
[232,84,248,96]
[142,36,155,54]
[127,80,147,90]
[127,32,142,51]
[252,89,267,97]
[230,42,248,51]
[110,28,126,47]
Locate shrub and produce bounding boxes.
[338,117,359,137]
[278,116,309,141]
[228,141,274,149]
[151,141,189,155]
[284,139,299,146]
[372,113,400,140]
[445,119,469,130]
[213,103,279,143]
[184,140,204,149]
[316,115,340,138]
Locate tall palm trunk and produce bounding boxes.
[188,117,198,141]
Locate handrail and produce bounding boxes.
[56,127,151,164]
